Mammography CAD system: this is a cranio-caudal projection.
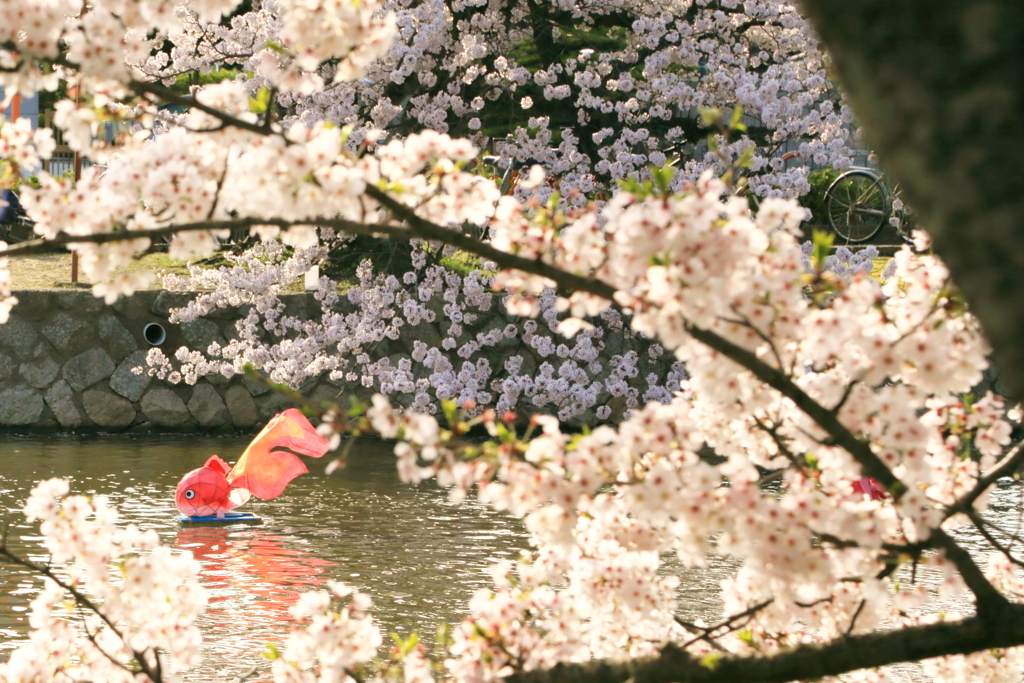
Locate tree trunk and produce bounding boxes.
[798,0,1024,400]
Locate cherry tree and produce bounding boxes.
[4,0,1024,682]
[142,0,854,199]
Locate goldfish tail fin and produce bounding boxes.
[227,409,329,500]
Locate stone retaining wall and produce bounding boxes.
[0,290,325,433]
[0,289,678,433]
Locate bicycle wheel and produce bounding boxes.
[826,170,889,242]
[2,217,36,243]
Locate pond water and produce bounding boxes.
[0,436,537,681]
[3,435,1020,681]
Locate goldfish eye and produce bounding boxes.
[184,490,195,500]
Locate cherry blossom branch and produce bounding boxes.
[845,599,867,636]
[0,217,410,256]
[0,543,163,682]
[946,438,1024,518]
[130,80,277,138]
[1,180,1003,611]
[363,185,619,300]
[965,510,1024,570]
[680,321,904,496]
[677,599,774,651]
[506,606,1024,683]
[364,191,1006,611]
[930,527,1009,612]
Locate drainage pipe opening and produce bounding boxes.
[143,323,166,346]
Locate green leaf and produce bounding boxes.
[248,87,271,114]
[698,106,721,127]
[811,230,835,273]
[652,163,675,195]
[496,422,513,443]
[391,631,420,656]
[700,653,723,670]
[442,399,459,426]
[263,643,280,660]
[348,396,367,417]
[736,146,754,169]
[436,622,453,649]
[730,105,744,129]
[263,41,289,55]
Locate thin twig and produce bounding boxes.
[967,510,1024,570]
[0,544,162,682]
[946,437,1024,519]
[845,599,866,636]
[678,599,774,651]
[231,665,262,683]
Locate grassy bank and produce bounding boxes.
[8,252,193,290]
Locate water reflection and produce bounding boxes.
[175,526,337,617]
[0,435,534,681]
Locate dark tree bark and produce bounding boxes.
[797,0,1024,401]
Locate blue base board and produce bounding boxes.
[179,512,263,525]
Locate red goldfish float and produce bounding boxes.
[175,408,329,519]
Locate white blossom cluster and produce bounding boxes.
[140,0,854,198]
[271,582,383,683]
[799,241,886,283]
[0,479,206,683]
[150,238,684,423]
[2,480,395,683]
[359,180,1024,682]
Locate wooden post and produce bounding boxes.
[71,150,81,283]
[10,94,20,121]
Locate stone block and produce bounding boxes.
[45,380,82,429]
[187,383,231,428]
[242,373,271,396]
[151,291,193,317]
[98,314,138,362]
[0,352,15,387]
[13,291,52,320]
[180,318,227,352]
[112,295,151,320]
[205,372,229,386]
[55,291,104,314]
[63,348,116,392]
[19,356,60,389]
[0,386,45,425]
[41,313,95,356]
[603,331,624,357]
[309,383,343,405]
[109,350,151,402]
[140,387,193,427]
[399,320,443,355]
[83,388,136,429]
[0,315,39,360]
[225,385,258,429]
[256,391,299,420]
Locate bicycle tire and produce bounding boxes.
[825,170,889,242]
[1,217,36,244]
